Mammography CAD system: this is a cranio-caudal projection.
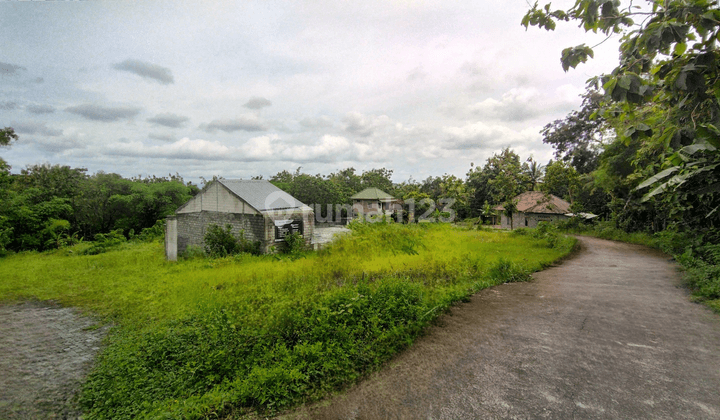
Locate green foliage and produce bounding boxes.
[81,230,127,255]
[488,258,532,283]
[360,167,395,194]
[524,0,720,232]
[135,219,165,242]
[0,126,18,147]
[542,160,580,201]
[467,148,532,217]
[512,222,569,249]
[270,167,396,222]
[282,232,307,256]
[0,224,575,418]
[182,245,206,260]
[502,198,518,230]
[204,224,260,257]
[0,167,196,252]
[42,218,79,250]
[540,90,604,174]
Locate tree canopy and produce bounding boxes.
[524,0,720,232]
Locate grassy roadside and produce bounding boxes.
[554,220,720,313]
[0,223,575,419]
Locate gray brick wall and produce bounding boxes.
[175,211,266,256]
[173,209,315,256]
[500,212,568,229]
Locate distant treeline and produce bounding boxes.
[0,165,200,252]
[266,148,610,224]
[0,145,612,253]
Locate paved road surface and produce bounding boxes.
[290,236,720,419]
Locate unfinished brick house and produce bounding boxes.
[494,191,571,229]
[165,179,314,260]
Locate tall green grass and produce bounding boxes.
[0,223,575,418]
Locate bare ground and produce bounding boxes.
[282,236,720,419]
[0,301,108,419]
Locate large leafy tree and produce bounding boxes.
[540,90,606,174]
[467,148,531,214]
[524,0,720,231]
[542,160,580,202]
[0,127,17,147]
[360,168,395,194]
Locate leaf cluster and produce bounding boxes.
[525,0,720,230]
[203,224,261,258]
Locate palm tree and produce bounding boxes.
[525,158,545,191]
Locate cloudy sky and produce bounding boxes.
[1,0,622,184]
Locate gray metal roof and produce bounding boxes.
[218,179,308,212]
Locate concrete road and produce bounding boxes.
[291,236,720,419]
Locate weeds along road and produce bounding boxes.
[288,236,720,420]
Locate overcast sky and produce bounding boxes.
[1,0,622,184]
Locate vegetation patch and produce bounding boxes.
[0,223,574,418]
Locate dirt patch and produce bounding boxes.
[0,301,108,419]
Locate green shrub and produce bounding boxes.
[182,245,205,260]
[81,229,127,255]
[204,224,260,257]
[137,219,165,242]
[510,227,531,236]
[282,232,307,255]
[489,258,532,283]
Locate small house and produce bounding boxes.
[494,191,571,229]
[165,179,314,260]
[350,188,401,220]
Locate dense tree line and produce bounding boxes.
[1,123,604,254]
[0,135,199,253]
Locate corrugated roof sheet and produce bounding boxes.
[494,191,571,214]
[350,187,396,200]
[219,179,308,211]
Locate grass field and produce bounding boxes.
[0,223,575,419]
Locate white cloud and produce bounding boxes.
[66,104,142,122]
[243,135,277,160]
[469,88,543,122]
[443,121,539,151]
[147,113,189,128]
[298,116,333,129]
[281,135,352,162]
[108,137,231,160]
[244,97,272,110]
[343,112,393,138]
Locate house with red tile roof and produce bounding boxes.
[494,191,571,229]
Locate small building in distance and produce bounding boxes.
[165,179,314,260]
[494,191,571,229]
[350,188,402,220]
